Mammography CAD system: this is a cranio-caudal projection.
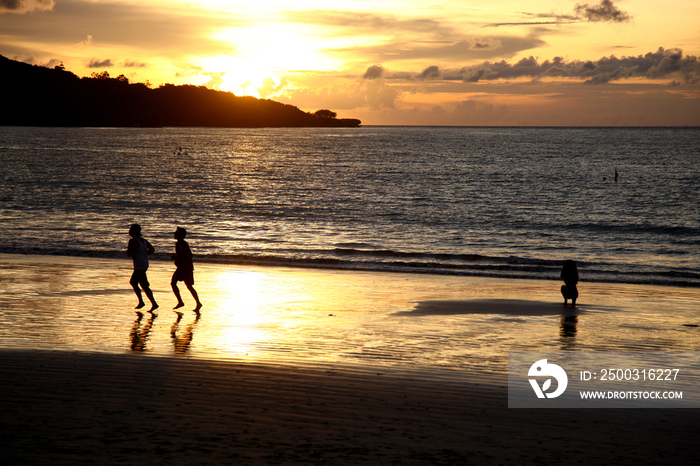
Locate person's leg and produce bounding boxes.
[143,284,158,311]
[172,272,185,308]
[131,272,145,309]
[561,285,568,305]
[186,282,202,313]
[139,272,158,311]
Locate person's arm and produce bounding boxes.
[146,240,155,255]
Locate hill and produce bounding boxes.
[0,56,361,128]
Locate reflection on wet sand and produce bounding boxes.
[171,311,200,354]
[559,315,578,350]
[130,311,156,352]
[2,254,700,376]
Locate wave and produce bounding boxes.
[562,221,700,238]
[2,246,698,288]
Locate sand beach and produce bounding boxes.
[1,253,699,464]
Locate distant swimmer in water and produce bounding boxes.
[560,260,579,307]
[127,224,158,312]
[615,169,619,182]
[171,227,202,315]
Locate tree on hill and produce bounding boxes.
[0,55,361,128]
[314,109,337,119]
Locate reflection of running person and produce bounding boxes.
[127,224,158,311]
[171,227,202,315]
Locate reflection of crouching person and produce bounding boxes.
[172,227,202,314]
[561,260,579,307]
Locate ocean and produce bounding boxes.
[1,126,699,287]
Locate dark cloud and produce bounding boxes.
[489,0,631,27]
[0,0,54,14]
[357,48,696,85]
[469,38,502,50]
[418,65,441,80]
[440,48,699,85]
[363,64,385,80]
[88,58,113,68]
[575,0,631,23]
[123,60,147,68]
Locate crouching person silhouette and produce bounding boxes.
[560,259,579,307]
[171,227,202,315]
[127,224,158,312]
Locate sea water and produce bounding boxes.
[1,126,699,287]
[1,127,700,370]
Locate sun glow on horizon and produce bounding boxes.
[198,55,280,96]
[204,23,342,97]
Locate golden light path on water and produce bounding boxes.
[1,254,699,379]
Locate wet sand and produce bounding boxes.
[1,253,699,464]
[1,350,699,465]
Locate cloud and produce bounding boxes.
[285,10,454,39]
[337,35,546,64]
[280,77,401,111]
[489,0,631,27]
[418,65,441,80]
[0,0,241,60]
[440,48,699,85]
[575,0,631,23]
[88,58,114,68]
[352,48,700,85]
[469,38,502,51]
[123,59,147,68]
[287,10,540,63]
[202,72,225,90]
[363,64,385,80]
[15,54,60,68]
[0,0,54,14]
[257,76,289,98]
[75,35,94,49]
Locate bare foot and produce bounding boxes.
[149,303,159,312]
[193,302,202,315]
[135,302,146,309]
[174,302,185,309]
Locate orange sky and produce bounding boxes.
[1,0,698,125]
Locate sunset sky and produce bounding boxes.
[2,0,699,125]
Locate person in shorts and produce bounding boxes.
[127,224,158,311]
[171,227,202,314]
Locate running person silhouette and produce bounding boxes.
[127,224,158,312]
[171,227,202,315]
